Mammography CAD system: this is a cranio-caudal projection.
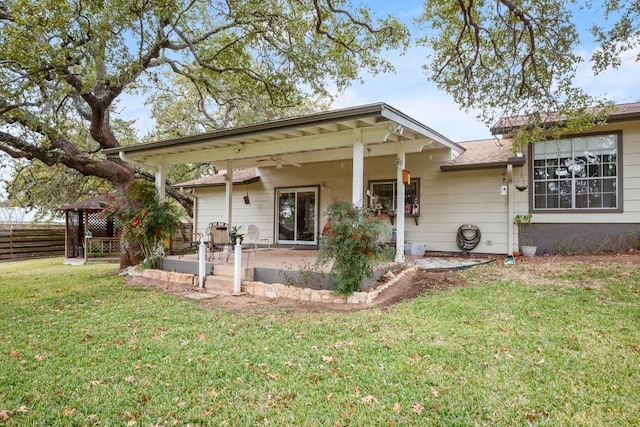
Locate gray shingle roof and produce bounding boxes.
[174,168,259,188]
[440,138,525,171]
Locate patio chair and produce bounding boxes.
[245,224,270,251]
[178,229,203,258]
[208,222,229,261]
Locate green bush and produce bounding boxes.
[103,180,180,268]
[316,200,385,295]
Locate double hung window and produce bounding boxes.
[531,133,620,211]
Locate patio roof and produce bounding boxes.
[103,103,464,169]
[440,138,525,172]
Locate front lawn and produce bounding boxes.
[1,257,639,425]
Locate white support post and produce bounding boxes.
[352,129,364,207]
[198,237,206,288]
[155,164,166,201]
[225,161,233,227]
[233,238,242,294]
[507,164,514,256]
[395,144,406,263]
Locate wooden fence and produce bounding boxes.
[0,226,65,261]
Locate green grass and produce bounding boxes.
[1,257,639,425]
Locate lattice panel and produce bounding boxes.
[87,212,122,238]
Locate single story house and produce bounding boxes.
[103,102,640,258]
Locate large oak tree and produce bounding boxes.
[0,0,408,215]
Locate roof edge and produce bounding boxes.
[104,103,390,155]
[440,156,525,172]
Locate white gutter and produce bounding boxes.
[119,151,153,171]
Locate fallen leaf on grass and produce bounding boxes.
[331,340,345,350]
[63,407,76,415]
[524,413,537,421]
[90,380,103,386]
[412,403,424,414]
[393,403,401,412]
[9,350,19,359]
[124,376,135,383]
[197,333,206,341]
[264,371,279,380]
[16,406,29,413]
[360,395,378,404]
[0,410,10,421]
[430,388,439,398]
[322,355,335,363]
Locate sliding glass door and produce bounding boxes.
[276,187,318,245]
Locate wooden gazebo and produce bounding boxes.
[59,195,121,262]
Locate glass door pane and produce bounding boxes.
[277,192,296,242]
[276,187,318,245]
[296,191,315,242]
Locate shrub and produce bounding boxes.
[316,200,386,295]
[103,180,180,269]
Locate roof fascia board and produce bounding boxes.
[440,157,525,172]
[103,103,389,156]
[119,123,404,166]
[380,104,464,153]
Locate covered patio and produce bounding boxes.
[103,103,465,264]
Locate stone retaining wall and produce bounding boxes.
[131,266,417,305]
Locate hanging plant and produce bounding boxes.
[516,170,528,191]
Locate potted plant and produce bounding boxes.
[514,214,536,257]
[229,225,244,245]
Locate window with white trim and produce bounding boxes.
[532,133,620,211]
[368,179,420,215]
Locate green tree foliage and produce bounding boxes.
[417,1,636,146]
[316,200,386,295]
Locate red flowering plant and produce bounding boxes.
[103,180,180,269]
[316,200,386,295]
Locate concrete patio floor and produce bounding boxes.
[165,247,495,273]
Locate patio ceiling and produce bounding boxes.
[103,103,464,169]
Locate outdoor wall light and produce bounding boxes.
[233,143,244,154]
